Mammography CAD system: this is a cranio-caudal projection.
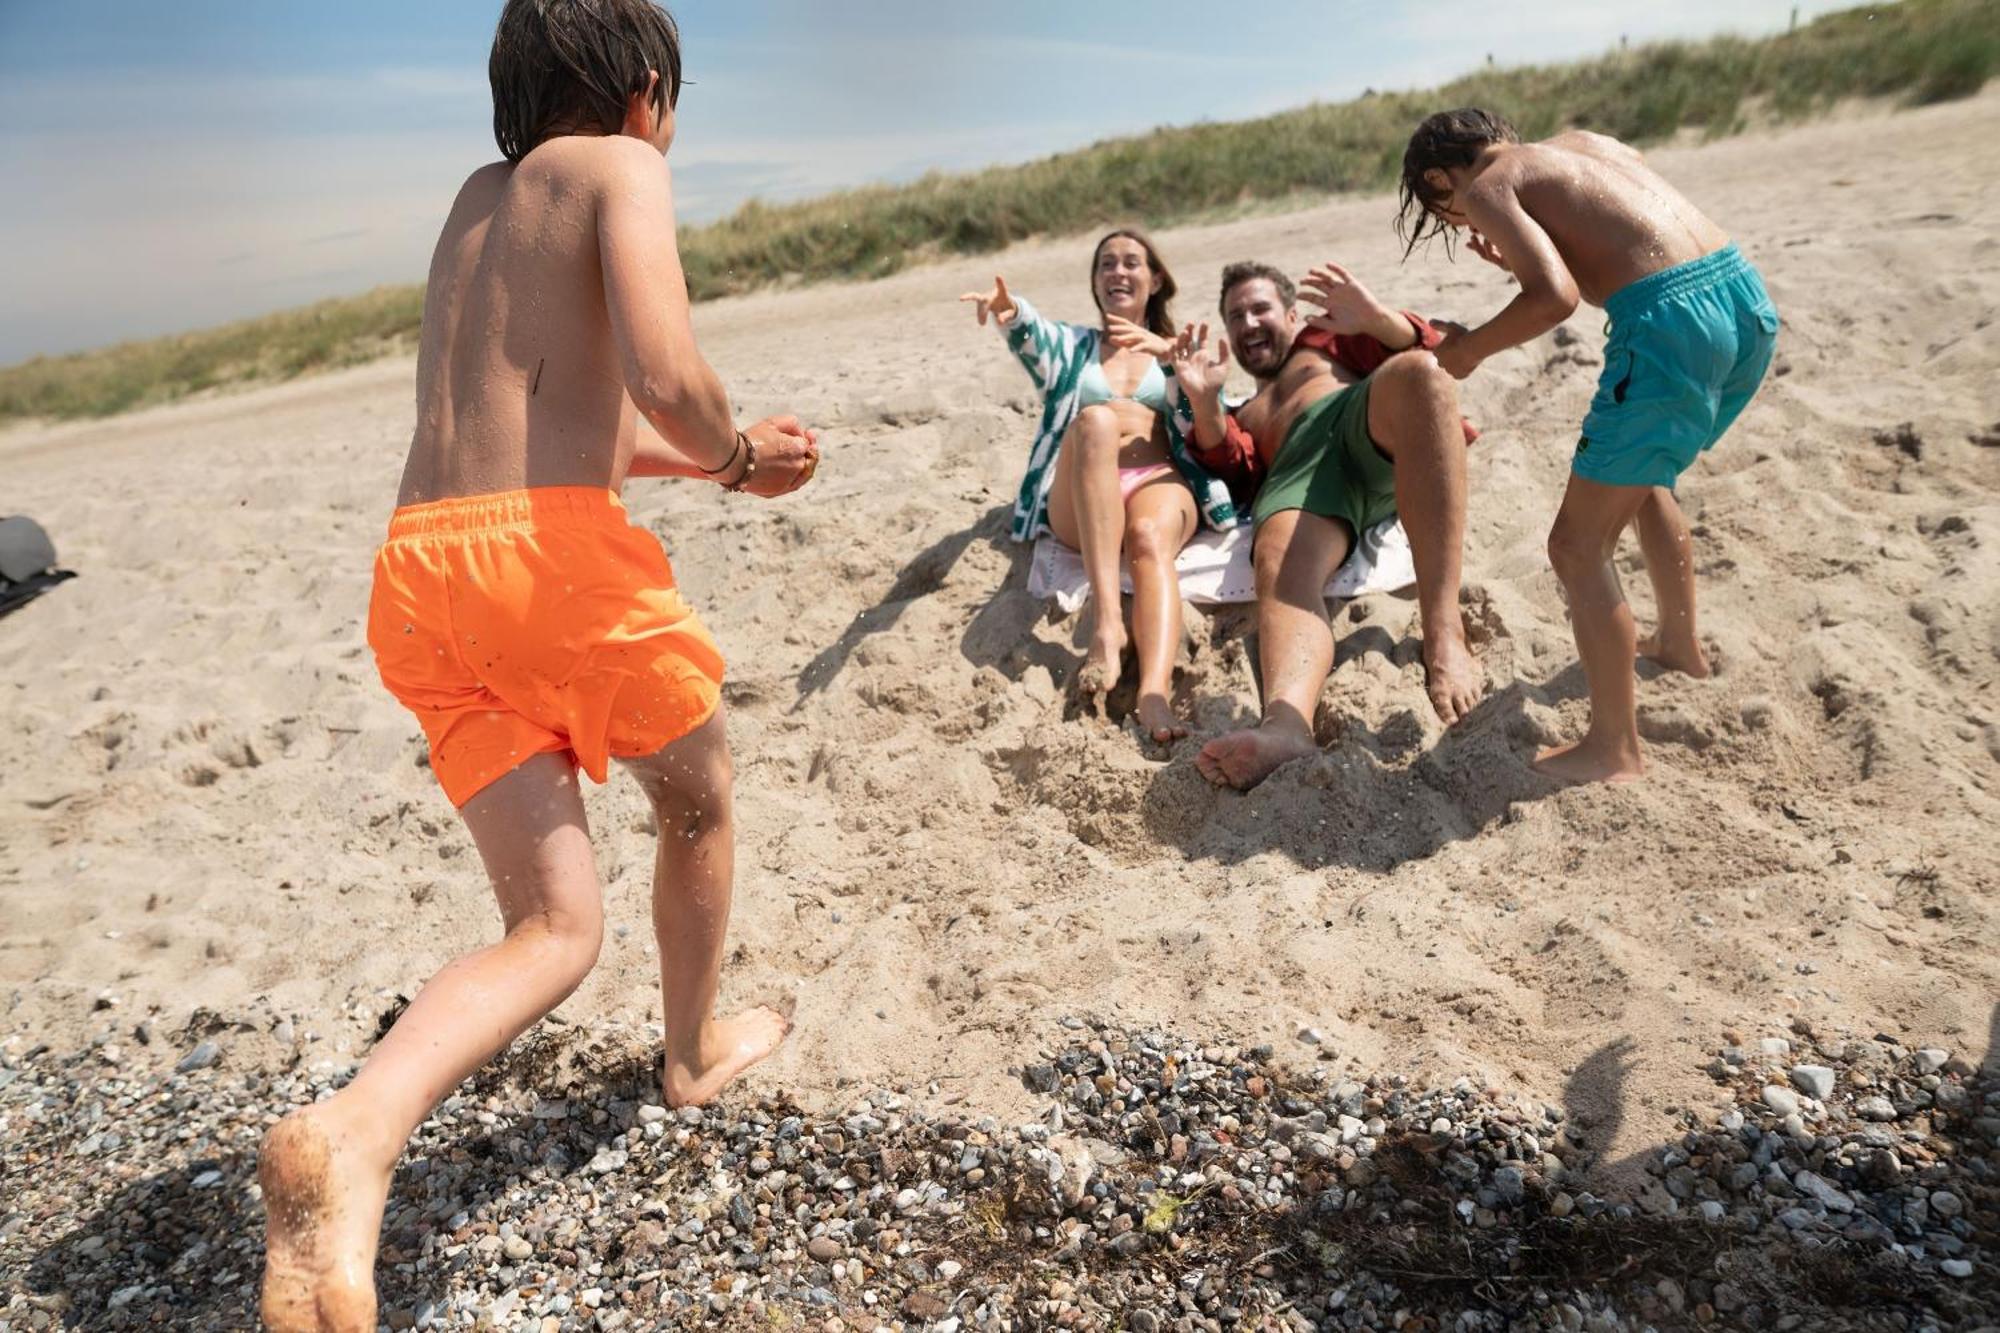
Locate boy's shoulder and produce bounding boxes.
[518,135,667,190]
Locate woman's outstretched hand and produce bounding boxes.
[1170,322,1231,403]
[739,415,819,498]
[958,275,1018,328]
[1103,314,1172,360]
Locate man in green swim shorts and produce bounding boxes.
[1166,260,1483,789]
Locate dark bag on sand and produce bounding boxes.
[0,515,76,618]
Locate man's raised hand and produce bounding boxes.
[957,275,1018,328]
[1104,314,1172,360]
[1170,322,1230,402]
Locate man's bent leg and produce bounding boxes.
[1366,354,1482,724]
[1196,509,1350,790]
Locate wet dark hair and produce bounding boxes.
[490,0,684,164]
[1217,260,1295,313]
[1397,107,1519,259]
[1090,229,1178,339]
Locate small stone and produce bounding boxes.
[1913,1049,1949,1075]
[808,1236,841,1262]
[1855,1096,1896,1122]
[1941,1259,1973,1278]
[636,1104,668,1124]
[502,1235,533,1262]
[1793,1171,1854,1213]
[1022,1064,1058,1094]
[1550,1192,1574,1218]
[900,1292,948,1321]
[1760,1086,1800,1118]
[1297,1027,1324,1046]
[1930,1190,1964,1219]
[1788,1065,1836,1100]
[175,1041,221,1073]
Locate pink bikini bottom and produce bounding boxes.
[1118,463,1177,505]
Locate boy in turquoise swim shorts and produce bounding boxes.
[1398,107,1779,784]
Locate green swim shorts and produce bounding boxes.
[1576,243,1779,490]
[1250,377,1397,540]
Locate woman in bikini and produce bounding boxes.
[961,230,1229,743]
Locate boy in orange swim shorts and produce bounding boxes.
[258,4,819,1329]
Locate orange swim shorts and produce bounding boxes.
[366,487,724,807]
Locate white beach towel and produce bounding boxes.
[1027,517,1415,613]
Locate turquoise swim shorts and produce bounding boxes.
[1574,243,1779,490]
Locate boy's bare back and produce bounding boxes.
[399,136,703,506]
[1479,131,1729,305]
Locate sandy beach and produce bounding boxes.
[3,85,1997,1199]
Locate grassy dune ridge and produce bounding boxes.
[3,0,1993,423]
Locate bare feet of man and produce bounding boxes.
[1195,719,1318,790]
[1636,629,1712,679]
[260,1104,393,1333]
[663,1006,791,1108]
[1532,735,1645,785]
[1423,628,1484,726]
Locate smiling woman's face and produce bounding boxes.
[1093,236,1155,321]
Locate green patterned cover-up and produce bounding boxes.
[999,295,1238,543]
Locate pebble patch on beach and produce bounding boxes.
[1,1018,1993,1332]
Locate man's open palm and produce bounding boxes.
[1171,322,1230,401]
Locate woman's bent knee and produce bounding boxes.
[1070,404,1123,456]
[1125,515,1180,566]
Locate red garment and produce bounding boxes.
[1186,313,1479,505]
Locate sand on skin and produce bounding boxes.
[2,93,1996,1174]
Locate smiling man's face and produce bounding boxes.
[1222,276,1300,380]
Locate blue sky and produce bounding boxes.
[0,0,1854,364]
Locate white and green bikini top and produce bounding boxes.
[1076,354,1169,413]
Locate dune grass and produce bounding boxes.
[3,0,1993,424]
[0,286,424,424]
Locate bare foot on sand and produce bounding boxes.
[260,1104,392,1333]
[1196,720,1318,789]
[1074,626,1126,704]
[1533,736,1645,785]
[1424,631,1484,726]
[1135,692,1187,744]
[664,1006,791,1107]
[1637,630,1712,678]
